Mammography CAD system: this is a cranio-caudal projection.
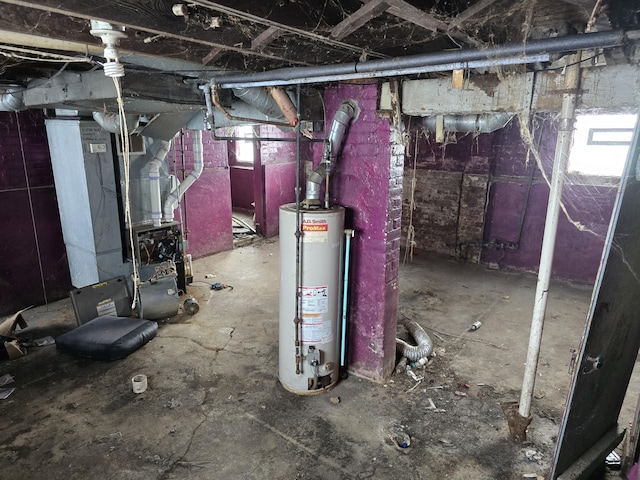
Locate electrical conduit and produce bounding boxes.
[163,130,204,222]
[149,140,170,227]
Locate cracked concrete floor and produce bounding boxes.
[0,240,637,479]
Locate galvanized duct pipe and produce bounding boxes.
[232,87,288,120]
[396,320,434,362]
[149,140,171,227]
[214,30,624,88]
[304,101,357,207]
[0,86,25,112]
[92,112,140,133]
[418,113,513,133]
[163,130,204,222]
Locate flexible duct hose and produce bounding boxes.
[396,320,433,362]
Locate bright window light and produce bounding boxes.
[235,125,255,164]
[568,114,637,177]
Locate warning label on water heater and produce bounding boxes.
[300,286,333,344]
[302,220,328,243]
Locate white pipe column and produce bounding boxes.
[149,140,171,227]
[518,53,582,419]
[163,130,204,222]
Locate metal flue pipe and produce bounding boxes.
[304,101,357,207]
[214,30,624,88]
[518,52,583,421]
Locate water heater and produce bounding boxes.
[279,204,344,394]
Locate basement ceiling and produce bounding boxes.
[0,0,638,85]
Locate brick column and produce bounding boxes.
[320,84,403,381]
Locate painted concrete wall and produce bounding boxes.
[0,111,71,315]
[317,83,400,381]
[483,117,614,284]
[169,130,233,258]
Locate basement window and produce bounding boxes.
[568,113,637,177]
[234,125,256,165]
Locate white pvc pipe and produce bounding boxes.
[149,140,170,227]
[163,130,204,222]
[518,53,582,419]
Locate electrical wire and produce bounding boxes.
[16,113,48,306]
[112,76,140,310]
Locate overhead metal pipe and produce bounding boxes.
[517,52,583,426]
[213,30,624,88]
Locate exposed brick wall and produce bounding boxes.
[402,129,489,262]
[322,83,399,381]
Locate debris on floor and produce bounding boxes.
[385,422,411,450]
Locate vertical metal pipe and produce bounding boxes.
[294,84,303,374]
[341,229,355,367]
[518,53,582,418]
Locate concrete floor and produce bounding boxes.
[0,240,637,479]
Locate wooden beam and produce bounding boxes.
[202,46,224,65]
[379,0,448,32]
[452,0,499,24]
[189,0,388,59]
[330,0,389,40]
[0,0,311,66]
[251,26,282,50]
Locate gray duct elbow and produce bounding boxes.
[0,86,25,112]
[92,111,140,133]
[396,320,434,362]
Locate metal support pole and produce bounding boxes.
[518,53,582,419]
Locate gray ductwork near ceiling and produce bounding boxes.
[0,86,25,112]
[418,113,513,133]
[92,111,140,133]
[232,87,287,120]
[304,100,358,207]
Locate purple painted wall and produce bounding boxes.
[258,125,308,237]
[482,117,615,283]
[0,111,71,315]
[318,83,399,381]
[170,130,233,258]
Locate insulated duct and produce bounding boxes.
[149,140,171,227]
[418,113,513,133]
[0,86,25,112]
[163,130,203,222]
[92,112,140,133]
[304,101,357,207]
